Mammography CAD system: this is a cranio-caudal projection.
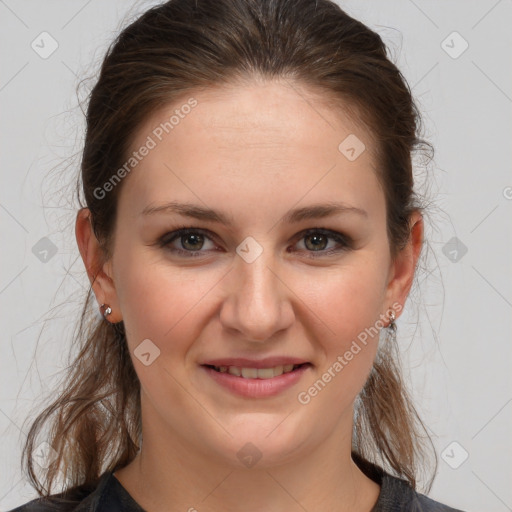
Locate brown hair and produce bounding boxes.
[23,0,437,497]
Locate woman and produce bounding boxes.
[10,0,465,510]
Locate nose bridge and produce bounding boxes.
[240,255,277,308]
[220,245,293,341]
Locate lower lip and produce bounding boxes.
[201,364,311,398]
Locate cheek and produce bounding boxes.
[113,246,224,352]
[309,259,387,340]
[303,260,387,394]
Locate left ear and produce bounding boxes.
[383,210,423,320]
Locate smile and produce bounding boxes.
[201,363,312,398]
[207,363,305,379]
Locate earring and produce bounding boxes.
[387,309,396,332]
[100,303,112,318]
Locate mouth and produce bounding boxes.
[202,362,311,379]
[200,362,312,398]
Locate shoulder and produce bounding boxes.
[351,452,466,512]
[416,493,467,512]
[7,472,113,512]
[377,471,466,512]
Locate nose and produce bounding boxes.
[219,251,295,342]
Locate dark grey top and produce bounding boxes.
[9,454,465,511]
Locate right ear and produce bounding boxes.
[75,208,123,323]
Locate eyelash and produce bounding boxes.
[157,226,352,259]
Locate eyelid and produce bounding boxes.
[159,226,218,245]
[293,227,351,244]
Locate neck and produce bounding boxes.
[114,404,380,512]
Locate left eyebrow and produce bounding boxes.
[139,200,368,225]
[281,202,368,223]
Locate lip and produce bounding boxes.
[200,363,312,398]
[200,357,310,369]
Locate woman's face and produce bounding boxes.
[100,79,416,467]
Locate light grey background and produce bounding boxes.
[1,1,511,511]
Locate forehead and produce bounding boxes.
[163,79,375,152]
[117,79,384,224]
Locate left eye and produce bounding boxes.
[290,228,352,258]
[159,228,351,258]
[296,231,342,252]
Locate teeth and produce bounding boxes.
[215,363,302,379]
[227,366,241,376]
[241,367,260,379]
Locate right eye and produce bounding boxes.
[159,228,218,257]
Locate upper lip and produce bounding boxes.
[201,357,311,369]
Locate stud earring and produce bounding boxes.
[100,303,112,318]
[387,309,396,332]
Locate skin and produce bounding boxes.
[76,78,423,512]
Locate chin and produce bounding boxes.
[206,422,312,469]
